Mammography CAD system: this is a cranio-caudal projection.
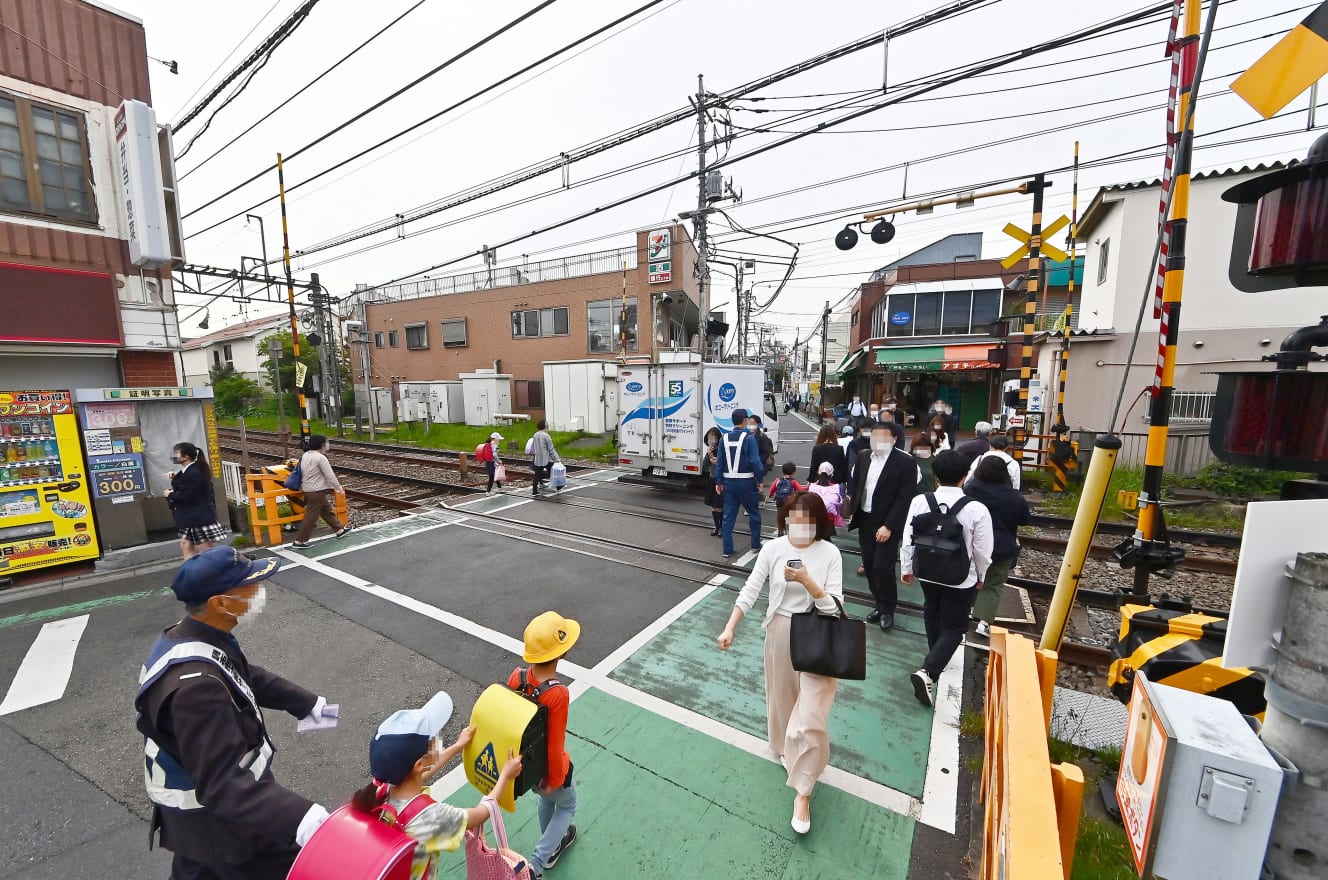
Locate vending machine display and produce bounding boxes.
[0,390,100,577]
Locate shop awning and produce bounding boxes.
[874,344,1000,372]
[831,348,867,376]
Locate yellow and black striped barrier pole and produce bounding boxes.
[277,153,311,446]
[1016,173,1050,464]
[1049,144,1080,493]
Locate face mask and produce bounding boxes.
[224,585,267,628]
[869,411,879,419]
[860,430,870,438]
[874,441,894,454]
[747,424,758,432]
[789,523,816,545]
[170,456,182,465]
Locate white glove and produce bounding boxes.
[301,696,337,723]
[295,803,330,847]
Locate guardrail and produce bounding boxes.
[222,460,247,505]
[981,629,1084,879]
[245,470,347,547]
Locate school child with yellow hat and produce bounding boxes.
[506,612,581,879]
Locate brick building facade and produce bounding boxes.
[352,227,701,422]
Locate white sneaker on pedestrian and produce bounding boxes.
[975,621,991,638]
[910,669,934,707]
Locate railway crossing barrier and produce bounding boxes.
[982,628,1084,879]
[245,470,347,547]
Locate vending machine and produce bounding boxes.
[0,390,100,578]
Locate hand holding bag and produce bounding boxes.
[493,463,507,483]
[465,797,533,880]
[789,597,867,680]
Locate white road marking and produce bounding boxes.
[919,640,965,834]
[0,615,89,716]
[291,548,956,827]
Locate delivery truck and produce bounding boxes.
[617,363,778,481]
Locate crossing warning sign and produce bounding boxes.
[1232,2,1328,118]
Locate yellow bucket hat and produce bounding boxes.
[523,611,581,664]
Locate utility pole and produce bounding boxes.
[694,74,710,358]
[276,154,310,446]
[819,301,830,405]
[358,300,376,442]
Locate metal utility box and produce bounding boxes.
[1117,673,1282,879]
[398,381,464,424]
[368,387,393,426]
[542,360,618,434]
[459,372,512,426]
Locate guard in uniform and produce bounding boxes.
[714,407,767,559]
[135,548,335,880]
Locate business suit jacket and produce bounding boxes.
[847,447,919,535]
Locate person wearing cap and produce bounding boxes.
[482,431,505,494]
[507,612,581,879]
[713,407,767,559]
[135,548,337,880]
[349,693,524,879]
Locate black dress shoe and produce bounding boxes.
[878,613,895,632]
[866,610,882,623]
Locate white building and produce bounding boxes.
[1046,164,1328,452]
[180,314,290,389]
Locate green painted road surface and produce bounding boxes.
[436,688,915,880]
[610,584,937,798]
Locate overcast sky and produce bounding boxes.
[111,0,1323,342]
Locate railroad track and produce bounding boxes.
[1018,534,1237,576]
[220,443,484,501]
[1026,512,1241,549]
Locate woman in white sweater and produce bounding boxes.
[716,491,844,835]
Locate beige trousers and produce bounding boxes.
[763,613,839,796]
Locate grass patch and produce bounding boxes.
[959,709,985,739]
[1035,464,1248,532]
[221,415,618,461]
[1072,816,1136,880]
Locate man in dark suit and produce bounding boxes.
[847,421,920,631]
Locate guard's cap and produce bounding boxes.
[523,611,581,664]
[171,548,280,605]
[730,408,749,423]
[490,431,503,440]
[841,424,854,435]
[369,692,455,785]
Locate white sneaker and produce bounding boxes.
[910,669,934,707]
[975,621,991,638]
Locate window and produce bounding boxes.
[512,307,569,338]
[374,332,384,348]
[405,323,428,349]
[882,289,1001,337]
[212,350,221,367]
[587,297,637,353]
[388,330,399,347]
[1097,239,1111,285]
[0,93,95,223]
[222,344,233,363]
[441,318,467,348]
[514,379,544,409]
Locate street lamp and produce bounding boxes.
[246,214,271,301]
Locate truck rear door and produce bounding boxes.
[617,366,656,463]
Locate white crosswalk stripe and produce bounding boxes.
[0,614,89,716]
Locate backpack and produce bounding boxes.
[286,795,436,880]
[475,442,494,462]
[506,668,568,797]
[773,476,797,509]
[910,494,974,587]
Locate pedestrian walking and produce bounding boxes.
[347,694,524,878]
[808,425,848,486]
[900,451,993,707]
[714,408,766,559]
[956,421,994,464]
[807,462,846,535]
[702,427,724,536]
[530,420,561,496]
[291,435,350,549]
[964,456,1030,638]
[135,548,336,879]
[768,462,805,529]
[477,431,505,494]
[164,442,227,559]
[847,396,867,419]
[508,612,582,879]
[846,421,920,632]
[844,416,875,487]
[965,434,1022,490]
[911,429,937,493]
[716,492,844,836]
[750,414,776,491]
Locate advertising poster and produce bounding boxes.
[647,228,672,283]
[89,453,147,499]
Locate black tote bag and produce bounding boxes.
[789,597,867,680]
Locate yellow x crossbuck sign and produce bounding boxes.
[1001,215,1070,270]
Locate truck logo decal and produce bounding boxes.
[625,382,643,393]
[718,382,736,402]
[622,389,693,424]
[706,384,749,431]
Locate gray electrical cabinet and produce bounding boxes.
[1117,674,1283,879]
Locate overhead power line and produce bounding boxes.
[181,0,562,223]
[174,0,321,132]
[178,0,436,177]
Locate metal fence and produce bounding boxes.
[1081,427,1216,475]
[222,460,247,505]
[1143,389,1216,424]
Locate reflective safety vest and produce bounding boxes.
[723,430,754,480]
[135,637,274,812]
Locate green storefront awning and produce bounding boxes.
[831,348,867,377]
[875,346,945,371]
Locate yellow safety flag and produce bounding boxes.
[1232,2,1328,118]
